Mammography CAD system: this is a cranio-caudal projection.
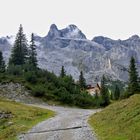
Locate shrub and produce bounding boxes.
[32,85,46,97]
[71,92,95,107]
[57,87,72,104]
[25,72,37,84]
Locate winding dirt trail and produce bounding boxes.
[19,105,98,140]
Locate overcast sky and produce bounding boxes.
[0,0,140,40]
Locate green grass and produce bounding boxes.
[89,94,140,140]
[0,98,55,140]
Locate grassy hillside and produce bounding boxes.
[89,94,140,140]
[0,98,55,140]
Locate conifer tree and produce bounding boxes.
[29,33,37,68]
[128,56,139,95]
[60,66,66,78]
[0,51,5,73]
[9,24,28,66]
[100,75,110,106]
[94,91,101,107]
[79,71,86,89]
[114,85,120,100]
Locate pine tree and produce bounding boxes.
[128,56,139,95]
[114,85,120,100]
[0,51,5,73]
[9,24,28,66]
[100,75,110,106]
[94,90,100,106]
[29,33,37,68]
[79,71,86,89]
[60,66,66,78]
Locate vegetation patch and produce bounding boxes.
[0,98,55,140]
[89,94,140,140]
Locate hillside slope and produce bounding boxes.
[89,94,140,140]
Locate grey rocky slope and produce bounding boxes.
[0,82,44,104]
[1,25,140,84]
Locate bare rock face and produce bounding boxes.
[0,111,13,119]
[0,82,44,104]
[1,25,140,84]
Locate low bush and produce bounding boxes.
[25,72,37,84]
[31,85,46,97]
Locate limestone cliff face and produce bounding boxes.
[0,25,140,84]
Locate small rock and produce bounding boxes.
[7,121,14,126]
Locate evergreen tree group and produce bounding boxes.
[114,85,120,100]
[28,33,38,68]
[9,24,28,66]
[100,75,110,106]
[8,25,38,72]
[60,66,66,78]
[128,56,139,95]
[79,71,86,89]
[0,51,5,73]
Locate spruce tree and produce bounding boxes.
[0,51,5,73]
[29,33,37,68]
[100,75,110,106]
[114,85,120,100]
[94,91,100,107]
[60,66,66,78]
[79,71,86,89]
[9,24,28,66]
[128,56,139,95]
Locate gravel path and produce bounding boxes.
[19,105,98,140]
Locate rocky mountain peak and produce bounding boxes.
[61,24,86,39]
[50,24,58,31]
[46,24,86,40]
[129,35,140,40]
[67,24,78,31]
[47,24,60,39]
[92,36,111,44]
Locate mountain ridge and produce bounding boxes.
[0,24,140,84]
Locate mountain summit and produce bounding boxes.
[0,24,140,84]
[60,24,86,39]
[46,24,86,40]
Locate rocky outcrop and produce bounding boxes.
[0,111,12,119]
[0,82,44,104]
